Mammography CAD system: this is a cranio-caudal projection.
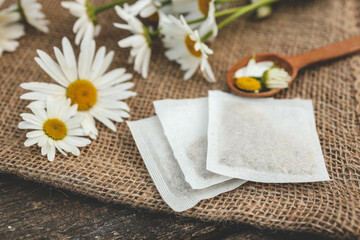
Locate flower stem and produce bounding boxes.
[94,0,133,14]
[201,0,281,42]
[214,0,243,3]
[187,17,207,25]
[187,6,249,25]
[159,0,172,7]
[214,6,245,18]
[218,0,280,29]
[201,31,213,42]
[150,28,161,37]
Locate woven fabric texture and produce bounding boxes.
[1,0,359,239]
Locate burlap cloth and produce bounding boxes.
[1,0,359,238]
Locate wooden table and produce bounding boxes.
[0,173,331,239]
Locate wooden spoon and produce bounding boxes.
[226,36,360,98]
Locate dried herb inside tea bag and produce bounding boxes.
[154,97,231,189]
[207,91,330,183]
[127,116,245,212]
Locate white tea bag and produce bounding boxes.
[154,98,231,189]
[127,116,246,212]
[207,91,330,183]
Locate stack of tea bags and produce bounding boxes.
[127,91,330,212]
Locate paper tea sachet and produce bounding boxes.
[207,91,330,183]
[154,97,231,189]
[127,116,245,212]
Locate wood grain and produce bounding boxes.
[0,174,332,240]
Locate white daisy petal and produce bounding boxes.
[41,142,50,155]
[114,6,152,79]
[64,115,83,128]
[57,140,79,156]
[124,0,162,19]
[141,48,151,78]
[161,12,216,82]
[19,97,91,161]
[201,59,216,82]
[19,0,50,33]
[38,135,48,147]
[65,136,91,147]
[62,0,100,45]
[35,54,69,87]
[20,113,43,126]
[93,68,126,88]
[78,39,95,79]
[54,141,67,156]
[26,130,44,138]
[67,128,87,136]
[0,6,25,57]
[20,91,49,101]
[18,121,42,130]
[21,37,135,141]
[47,144,56,161]
[106,91,137,101]
[79,113,98,139]
[91,111,117,132]
[21,82,65,95]
[134,44,147,73]
[113,23,132,31]
[54,47,76,82]
[24,137,40,147]
[62,37,78,78]
[96,99,130,111]
[26,100,46,109]
[90,46,106,81]
[184,65,198,80]
[97,51,114,78]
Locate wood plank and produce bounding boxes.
[0,174,330,240]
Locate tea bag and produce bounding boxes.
[207,90,330,183]
[154,98,231,189]
[127,116,246,212]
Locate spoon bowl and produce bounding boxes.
[227,53,296,98]
[226,36,360,98]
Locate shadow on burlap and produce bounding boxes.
[0,0,359,239]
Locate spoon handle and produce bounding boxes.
[287,36,360,70]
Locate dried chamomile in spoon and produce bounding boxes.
[234,55,291,93]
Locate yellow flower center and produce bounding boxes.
[235,77,262,92]
[185,35,202,58]
[198,0,211,16]
[66,80,97,111]
[43,119,67,140]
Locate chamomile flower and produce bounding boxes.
[198,1,217,39]
[251,0,272,19]
[20,37,136,139]
[61,0,101,45]
[172,0,217,39]
[263,67,291,89]
[0,2,25,56]
[18,97,91,161]
[0,1,19,24]
[18,0,49,33]
[114,6,151,79]
[161,15,216,82]
[234,57,273,78]
[234,57,290,91]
